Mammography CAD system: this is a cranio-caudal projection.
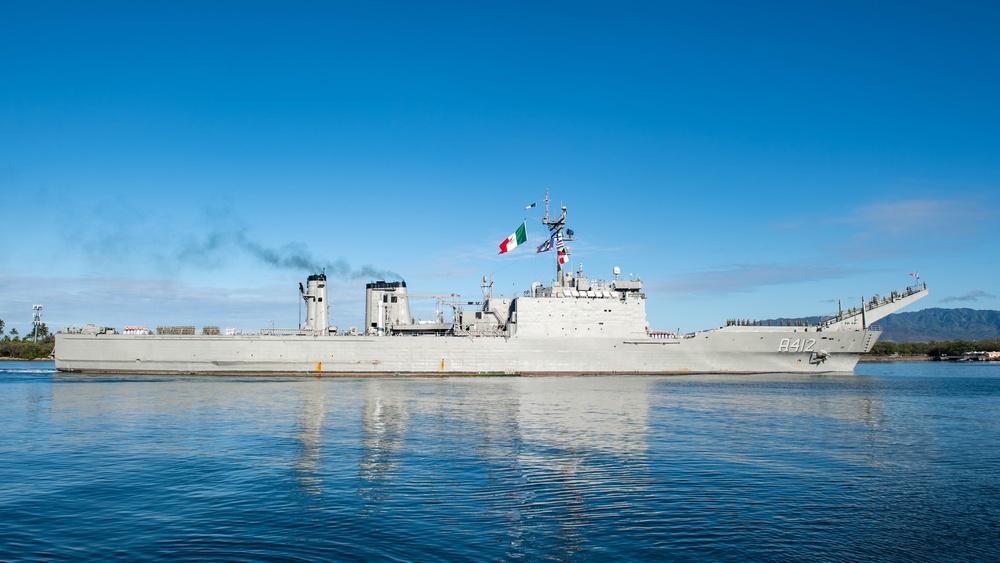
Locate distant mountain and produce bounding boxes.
[876,308,1000,343]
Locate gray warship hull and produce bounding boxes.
[55,328,873,375]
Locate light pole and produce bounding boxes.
[32,304,42,343]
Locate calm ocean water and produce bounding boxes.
[1,361,998,562]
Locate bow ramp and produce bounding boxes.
[821,282,928,331]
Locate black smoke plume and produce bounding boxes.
[177,231,402,281]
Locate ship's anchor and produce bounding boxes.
[809,350,830,365]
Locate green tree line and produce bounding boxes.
[0,319,54,359]
[869,338,1000,358]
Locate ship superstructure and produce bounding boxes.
[55,195,927,375]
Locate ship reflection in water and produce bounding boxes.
[8,365,995,560]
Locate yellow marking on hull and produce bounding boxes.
[440,359,445,371]
[316,362,323,373]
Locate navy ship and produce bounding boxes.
[55,195,927,375]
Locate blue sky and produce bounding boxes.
[2,1,998,335]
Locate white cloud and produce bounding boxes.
[835,197,992,239]
[941,289,996,303]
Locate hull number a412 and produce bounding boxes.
[778,338,816,352]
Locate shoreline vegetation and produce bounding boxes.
[867,339,1000,360]
[1,318,54,360]
[857,354,932,363]
[0,340,54,360]
[2,338,999,362]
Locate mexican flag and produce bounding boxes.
[498,221,527,254]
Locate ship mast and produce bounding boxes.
[541,189,570,286]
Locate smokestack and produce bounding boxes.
[300,273,329,335]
